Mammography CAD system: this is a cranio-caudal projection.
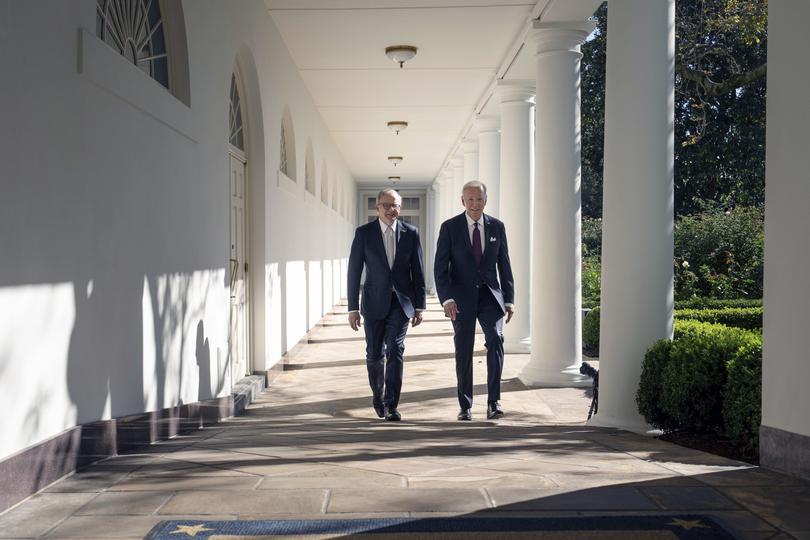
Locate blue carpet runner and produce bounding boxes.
[145,515,738,539]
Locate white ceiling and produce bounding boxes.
[266,0,602,187]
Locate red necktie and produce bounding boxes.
[472,222,482,266]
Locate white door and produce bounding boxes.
[229,151,248,383]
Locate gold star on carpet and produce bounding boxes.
[668,518,710,530]
[169,523,214,537]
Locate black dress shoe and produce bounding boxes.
[372,400,385,418]
[457,408,472,421]
[384,407,401,422]
[487,401,504,419]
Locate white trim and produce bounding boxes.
[277,169,299,195]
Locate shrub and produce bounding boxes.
[582,256,601,306]
[637,339,676,430]
[723,341,762,456]
[676,307,762,330]
[675,298,762,310]
[674,207,764,299]
[582,306,600,352]
[660,325,760,433]
[582,306,761,357]
[581,217,602,258]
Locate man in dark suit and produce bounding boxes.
[347,189,426,421]
[434,181,515,421]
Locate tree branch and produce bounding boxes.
[676,62,767,96]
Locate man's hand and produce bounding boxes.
[444,301,459,321]
[505,306,514,324]
[348,312,361,331]
[411,311,423,327]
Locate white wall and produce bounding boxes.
[761,1,810,440]
[0,0,355,461]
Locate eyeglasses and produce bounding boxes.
[377,203,401,210]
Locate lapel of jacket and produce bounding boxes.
[481,214,495,267]
[393,220,405,266]
[372,219,388,263]
[458,213,473,251]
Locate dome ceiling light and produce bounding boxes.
[388,156,403,167]
[388,176,400,184]
[387,121,408,135]
[385,45,418,68]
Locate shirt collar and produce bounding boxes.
[465,213,484,228]
[379,218,397,233]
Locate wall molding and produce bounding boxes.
[0,395,234,513]
[760,424,810,481]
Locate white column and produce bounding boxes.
[425,184,437,293]
[451,156,464,218]
[476,115,501,217]
[497,80,534,354]
[441,169,453,224]
[522,20,594,386]
[590,0,675,432]
[760,0,810,476]
[462,140,479,183]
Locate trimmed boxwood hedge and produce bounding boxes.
[675,298,762,310]
[583,306,600,350]
[674,307,762,330]
[723,342,762,456]
[637,320,763,455]
[582,304,762,355]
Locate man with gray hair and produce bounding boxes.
[434,181,515,421]
[347,188,426,421]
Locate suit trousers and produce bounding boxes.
[451,287,505,410]
[364,292,409,409]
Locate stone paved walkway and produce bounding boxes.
[1,298,809,539]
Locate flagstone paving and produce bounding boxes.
[1,297,809,539]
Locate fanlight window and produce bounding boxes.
[280,107,296,180]
[229,73,244,151]
[305,140,315,195]
[321,162,329,205]
[96,0,169,89]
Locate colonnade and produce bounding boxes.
[429,0,675,431]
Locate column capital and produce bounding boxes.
[529,20,596,56]
[462,140,478,154]
[496,79,535,104]
[475,114,500,133]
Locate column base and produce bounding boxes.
[518,363,591,387]
[504,337,531,354]
[587,410,656,436]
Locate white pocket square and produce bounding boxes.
[489,237,496,242]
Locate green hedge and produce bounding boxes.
[675,307,762,330]
[582,304,763,356]
[582,306,600,350]
[637,320,763,454]
[675,298,762,310]
[723,342,762,456]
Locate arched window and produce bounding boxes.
[95,0,190,105]
[305,140,315,195]
[320,161,329,205]
[229,73,245,151]
[280,107,297,181]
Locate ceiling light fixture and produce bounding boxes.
[388,156,403,167]
[387,121,408,135]
[388,176,400,184]
[385,45,418,68]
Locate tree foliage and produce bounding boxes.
[581,0,767,218]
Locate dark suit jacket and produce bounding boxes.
[434,212,515,320]
[347,219,426,320]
